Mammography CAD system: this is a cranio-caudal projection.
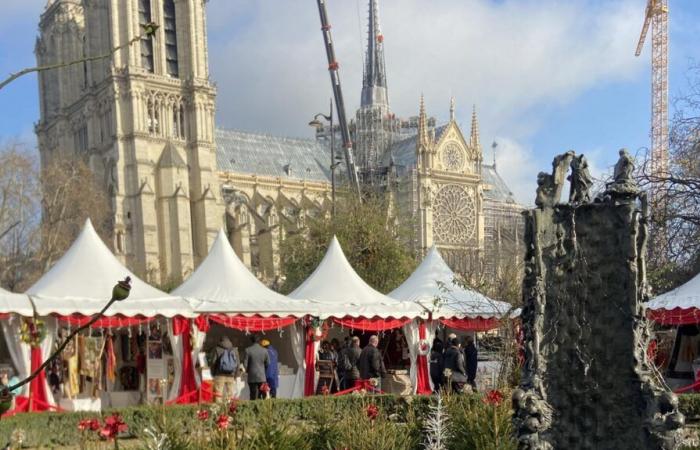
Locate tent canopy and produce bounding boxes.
[288,236,424,320]
[647,272,700,325]
[26,219,194,318]
[173,230,312,317]
[0,287,34,316]
[389,246,513,320]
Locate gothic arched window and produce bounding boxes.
[163,0,179,77]
[138,0,154,72]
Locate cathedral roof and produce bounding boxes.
[216,128,331,183]
[481,164,517,204]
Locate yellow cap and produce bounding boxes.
[261,339,271,347]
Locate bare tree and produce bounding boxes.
[638,64,700,292]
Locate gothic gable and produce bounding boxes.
[434,122,477,174]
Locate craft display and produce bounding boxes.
[20,319,46,347]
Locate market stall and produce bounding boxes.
[288,237,425,396]
[389,246,516,393]
[18,219,195,411]
[172,230,314,401]
[647,272,700,387]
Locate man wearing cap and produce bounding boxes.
[261,339,279,398]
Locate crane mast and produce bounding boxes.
[636,0,669,189]
[315,0,362,199]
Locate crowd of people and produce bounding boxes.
[209,331,478,402]
[430,334,478,394]
[209,334,280,402]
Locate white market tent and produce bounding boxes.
[389,246,514,321]
[26,219,194,318]
[647,272,700,325]
[0,287,34,317]
[288,236,425,320]
[173,229,313,317]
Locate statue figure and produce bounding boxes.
[607,148,638,197]
[613,148,634,184]
[535,151,576,207]
[568,154,593,204]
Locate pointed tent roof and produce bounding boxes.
[289,237,424,319]
[173,230,313,316]
[647,272,700,312]
[0,287,34,316]
[27,220,194,317]
[389,247,513,319]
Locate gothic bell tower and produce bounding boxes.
[36,0,223,283]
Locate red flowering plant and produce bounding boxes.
[483,389,504,406]
[196,409,209,421]
[216,413,231,431]
[365,403,379,422]
[78,418,100,432]
[260,382,271,398]
[228,398,239,416]
[320,384,330,396]
[100,413,128,439]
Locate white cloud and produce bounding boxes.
[491,137,538,206]
[205,0,646,196]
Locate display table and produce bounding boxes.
[384,370,412,395]
[59,396,103,412]
[230,373,298,399]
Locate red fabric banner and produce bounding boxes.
[56,314,154,328]
[304,327,316,397]
[194,315,211,333]
[415,321,432,395]
[440,317,501,332]
[209,314,297,332]
[174,318,198,403]
[647,308,700,325]
[29,346,50,412]
[331,317,411,332]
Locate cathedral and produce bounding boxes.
[35,0,523,285]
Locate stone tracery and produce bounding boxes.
[433,184,477,244]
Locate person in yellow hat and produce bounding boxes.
[261,339,278,398]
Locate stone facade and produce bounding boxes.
[35,0,523,283]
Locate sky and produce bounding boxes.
[1,0,700,205]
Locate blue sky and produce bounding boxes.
[1,0,700,204]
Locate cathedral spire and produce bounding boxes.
[450,97,456,122]
[361,0,389,108]
[418,94,429,147]
[470,105,481,150]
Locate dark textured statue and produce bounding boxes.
[514,152,684,450]
[568,154,593,204]
[535,151,575,207]
[607,148,638,197]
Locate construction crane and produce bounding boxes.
[635,0,669,184]
[315,0,362,199]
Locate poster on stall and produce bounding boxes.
[146,340,165,403]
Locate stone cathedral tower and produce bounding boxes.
[35,0,223,283]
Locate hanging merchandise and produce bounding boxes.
[20,318,47,347]
[306,317,329,342]
[105,334,117,383]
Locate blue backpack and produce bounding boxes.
[217,349,237,375]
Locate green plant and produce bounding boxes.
[444,391,516,450]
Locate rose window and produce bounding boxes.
[433,184,476,244]
[441,143,465,171]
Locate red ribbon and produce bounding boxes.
[209,314,297,332]
[440,317,501,332]
[647,308,700,326]
[331,317,411,332]
[304,326,316,397]
[29,346,51,412]
[56,314,153,328]
[415,321,432,395]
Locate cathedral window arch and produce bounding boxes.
[163,0,179,78]
[147,97,160,135]
[138,0,154,73]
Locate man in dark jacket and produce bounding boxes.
[443,337,467,393]
[340,336,362,389]
[242,334,269,400]
[463,335,478,391]
[358,335,386,391]
[429,340,445,393]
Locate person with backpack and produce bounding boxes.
[211,336,238,403]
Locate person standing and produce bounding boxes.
[340,336,362,389]
[443,337,467,394]
[358,335,386,391]
[261,339,279,398]
[429,340,445,393]
[463,335,478,391]
[242,335,269,400]
[210,336,238,403]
